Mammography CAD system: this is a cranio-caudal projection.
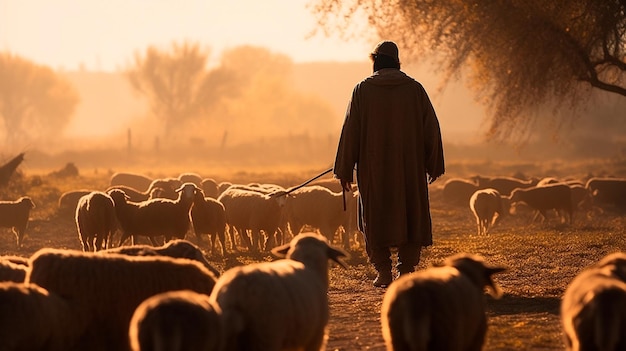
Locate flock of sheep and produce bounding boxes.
[0,170,625,350]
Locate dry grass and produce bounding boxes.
[0,163,625,351]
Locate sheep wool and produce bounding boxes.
[75,191,117,252]
[26,248,217,351]
[380,253,505,351]
[210,233,348,351]
[129,290,223,351]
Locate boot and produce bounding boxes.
[373,270,393,287]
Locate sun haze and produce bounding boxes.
[1,0,372,71]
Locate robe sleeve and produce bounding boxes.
[333,84,361,182]
[420,85,445,182]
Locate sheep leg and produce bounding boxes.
[217,228,227,256]
[148,236,160,246]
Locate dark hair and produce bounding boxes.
[371,54,400,72]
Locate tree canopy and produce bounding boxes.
[126,41,241,138]
[309,0,626,140]
[0,53,79,146]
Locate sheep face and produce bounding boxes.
[438,253,506,297]
[19,197,36,209]
[175,183,201,202]
[271,233,349,269]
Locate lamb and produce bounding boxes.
[75,191,117,252]
[101,238,221,278]
[108,182,200,246]
[380,253,505,351]
[110,172,153,193]
[209,232,348,351]
[561,252,626,351]
[442,178,479,206]
[217,186,287,252]
[469,188,511,235]
[0,196,36,248]
[285,185,358,249]
[0,281,78,351]
[26,248,217,351]
[190,189,228,256]
[129,290,223,351]
[509,183,573,224]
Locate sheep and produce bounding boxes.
[585,177,626,211]
[284,185,358,249]
[209,232,348,351]
[380,253,506,351]
[75,191,117,252]
[202,177,221,199]
[469,188,511,235]
[0,257,28,282]
[0,281,78,351]
[108,182,200,246]
[129,290,223,351]
[442,178,480,206]
[0,196,36,248]
[101,238,221,278]
[110,172,153,193]
[190,189,228,256]
[106,179,180,203]
[217,186,287,252]
[178,172,203,187]
[473,175,539,196]
[57,189,93,216]
[561,252,626,351]
[26,248,217,351]
[509,183,573,224]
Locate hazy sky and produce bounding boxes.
[0,0,373,71]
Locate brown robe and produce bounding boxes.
[333,68,445,249]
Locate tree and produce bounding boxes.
[309,0,626,140]
[0,53,79,145]
[127,41,241,138]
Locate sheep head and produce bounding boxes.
[437,253,506,298]
[175,183,201,202]
[272,232,349,270]
[595,252,626,282]
[18,196,35,209]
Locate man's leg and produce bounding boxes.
[396,243,421,277]
[369,246,393,287]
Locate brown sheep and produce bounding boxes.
[0,196,36,248]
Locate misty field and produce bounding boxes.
[1,160,625,351]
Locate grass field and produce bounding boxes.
[0,160,625,351]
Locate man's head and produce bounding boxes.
[370,40,400,71]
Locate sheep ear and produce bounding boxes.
[271,243,291,258]
[328,247,349,269]
[485,266,506,298]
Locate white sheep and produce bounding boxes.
[101,238,221,278]
[285,185,358,249]
[509,183,573,224]
[561,252,626,351]
[110,172,153,193]
[380,253,505,351]
[469,188,511,235]
[209,232,348,351]
[26,248,218,351]
[0,281,78,351]
[108,182,200,246]
[0,196,36,248]
[129,290,223,351]
[190,189,228,256]
[217,186,287,252]
[75,191,117,252]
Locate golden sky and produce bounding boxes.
[0,0,373,71]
